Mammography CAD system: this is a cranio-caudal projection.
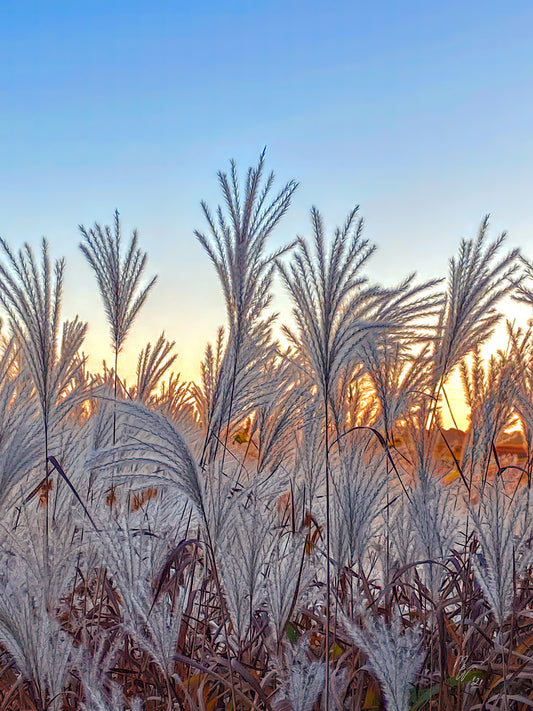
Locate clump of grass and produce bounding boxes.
[0,158,531,711]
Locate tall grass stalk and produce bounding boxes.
[80,210,156,444]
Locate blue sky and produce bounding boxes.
[2,1,532,403]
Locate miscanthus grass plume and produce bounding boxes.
[344,614,424,711]
[0,155,532,710]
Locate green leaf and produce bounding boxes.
[285,622,299,644]
[447,669,485,687]
[410,684,441,710]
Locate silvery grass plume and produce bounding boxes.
[344,614,424,711]
[200,460,247,544]
[408,469,461,599]
[507,323,533,457]
[0,238,89,448]
[0,553,79,711]
[265,534,307,649]
[470,477,531,626]
[360,338,434,444]
[96,509,186,676]
[277,206,378,409]
[460,347,517,488]
[291,407,325,523]
[247,356,307,476]
[399,396,437,482]
[200,322,280,461]
[217,495,274,645]
[80,211,156,448]
[195,151,297,461]
[46,405,100,515]
[0,337,45,516]
[81,684,125,711]
[79,210,156,360]
[85,386,125,456]
[328,361,376,436]
[190,326,225,432]
[79,634,123,711]
[195,150,297,339]
[389,493,416,577]
[278,209,439,416]
[134,332,177,404]
[323,667,349,711]
[431,215,519,391]
[87,400,281,572]
[81,680,124,711]
[202,453,287,536]
[274,639,325,711]
[512,248,533,310]
[154,372,197,433]
[277,206,382,708]
[329,434,387,576]
[2,502,83,607]
[87,399,203,515]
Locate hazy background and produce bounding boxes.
[2,1,532,425]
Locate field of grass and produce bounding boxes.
[0,153,532,710]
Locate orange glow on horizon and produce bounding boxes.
[77,297,532,435]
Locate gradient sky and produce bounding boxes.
[2,1,533,425]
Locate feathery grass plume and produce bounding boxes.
[0,339,44,515]
[0,237,88,552]
[79,210,157,358]
[324,667,349,711]
[195,150,297,461]
[275,639,325,711]
[432,216,519,390]
[191,326,225,432]
[87,400,203,514]
[134,332,177,404]
[277,206,378,407]
[200,319,279,458]
[0,238,62,426]
[277,206,379,704]
[361,338,433,445]
[279,217,439,420]
[265,534,307,649]
[291,405,326,523]
[248,356,307,475]
[408,470,461,599]
[326,362,380,445]
[80,680,124,711]
[0,239,88,438]
[96,511,186,677]
[1,499,83,608]
[78,634,123,711]
[79,210,156,442]
[44,414,102,539]
[153,372,197,436]
[81,679,123,711]
[389,494,416,576]
[512,250,533,309]
[344,614,424,711]
[0,554,79,711]
[217,495,274,645]
[506,323,533,464]
[195,149,297,337]
[461,347,517,488]
[470,477,530,626]
[330,433,387,576]
[200,460,246,544]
